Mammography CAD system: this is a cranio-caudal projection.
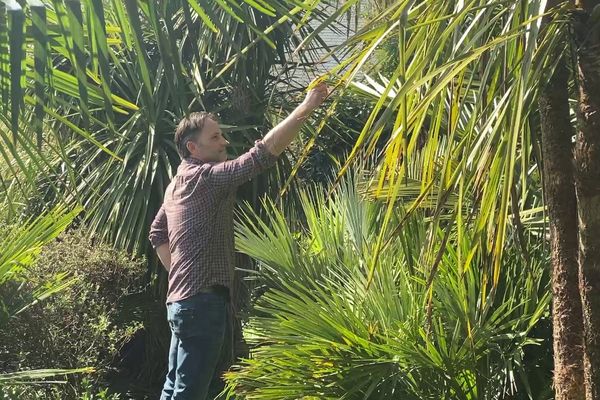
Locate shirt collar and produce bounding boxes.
[183,156,206,165]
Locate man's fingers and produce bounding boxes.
[313,82,328,95]
[304,79,329,106]
[307,77,325,91]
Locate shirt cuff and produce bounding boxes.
[149,235,169,249]
[254,139,279,168]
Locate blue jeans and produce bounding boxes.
[160,292,227,400]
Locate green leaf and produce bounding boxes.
[6,0,24,138]
[186,0,219,32]
[64,0,90,128]
[0,367,94,384]
[28,0,47,148]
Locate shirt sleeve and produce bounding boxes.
[206,139,278,190]
[148,205,169,248]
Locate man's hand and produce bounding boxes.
[302,81,329,111]
[156,242,171,272]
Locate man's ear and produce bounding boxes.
[186,140,196,155]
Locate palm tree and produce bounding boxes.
[570,2,600,397]
[292,0,598,397]
[537,2,584,397]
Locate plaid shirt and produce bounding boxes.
[149,140,278,303]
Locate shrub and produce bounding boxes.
[0,230,146,399]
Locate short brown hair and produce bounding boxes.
[174,112,219,159]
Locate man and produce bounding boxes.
[148,81,328,400]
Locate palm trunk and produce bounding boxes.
[539,51,585,399]
[573,1,600,397]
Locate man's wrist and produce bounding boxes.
[295,102,314,120]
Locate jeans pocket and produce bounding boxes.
[167,294,226,340]
[168,304,198,339]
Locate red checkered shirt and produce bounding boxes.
[149,140,278,303]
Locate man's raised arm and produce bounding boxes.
[262,81,328,156]
[206,81,329,189]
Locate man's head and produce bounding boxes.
[174,112,229,162]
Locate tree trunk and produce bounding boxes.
[573,1,600,397]
[539,50,585,399]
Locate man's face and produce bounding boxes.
[187,118,229,162]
